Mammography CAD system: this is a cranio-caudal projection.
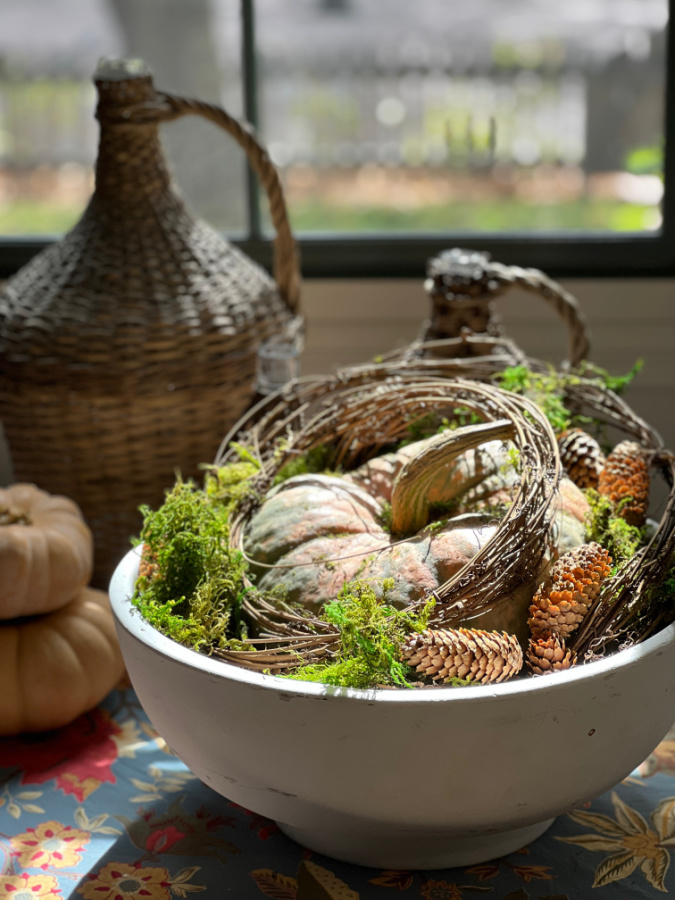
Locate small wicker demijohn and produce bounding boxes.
[0,58,302,586]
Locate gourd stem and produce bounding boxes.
[0,508,31,526]
[390,419,515,535]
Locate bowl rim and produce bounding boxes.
[110,545,675,705]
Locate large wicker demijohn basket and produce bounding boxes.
[0,58,302,586]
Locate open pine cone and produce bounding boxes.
[528,542,612,640]
[598,440,650,527]
[557,428,606,489]
[401,627,523,685]
[527,634,577,676]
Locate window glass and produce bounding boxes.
[256,0,667,234]
[0,0,246,236]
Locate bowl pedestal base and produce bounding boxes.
[277,815,556,870]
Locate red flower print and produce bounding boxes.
[229,803,278,840]
[117,797,239,864]
[194,806,235,832]
[0,709,121,801]
[145,826,186,854]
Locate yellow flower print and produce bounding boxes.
[77,862,205,900]
[77,862,171,900]
[0,873,61,897]
[420,881,463,900]
[558,790,675,891]
[11,820,90,870]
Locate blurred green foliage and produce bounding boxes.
[0,195,658,236]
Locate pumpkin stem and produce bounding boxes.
[0,506,31,526]
[390,419,515,535]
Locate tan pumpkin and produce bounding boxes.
[245,431,590,643]
[0,586,126,735]
[0,483,93,619]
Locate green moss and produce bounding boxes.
[623,553,675,640]
[496,365,573,434]
[451,407,484,429]
[425,517,450,535]
[497,445,521,480]
[284,579,435,689]
[132,456,259,650]
[583,488,644,565]
[273,444,337,485]
[202,445,260,513]
[641,556,675,614]
[379,501,393,533]
[428,497,461,523]
[445,676,477,687]
[577,359,644,396]
[495,361,644,437]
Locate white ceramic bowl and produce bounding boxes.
[110,546,675,870]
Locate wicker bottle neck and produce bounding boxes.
[91,73,175,210]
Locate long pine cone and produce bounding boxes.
[527,634,576,676]
[557,428,606,489]
[528,542,612,640]
[401,627,523,685]
[598,440,650,527]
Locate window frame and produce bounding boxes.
[0,0,674,281]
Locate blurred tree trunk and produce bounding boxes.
[109,0,246,230]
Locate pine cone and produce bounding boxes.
[401,627,523,684]
[528,542,612,640]
[598,440,650,527]
[527,634,576,676]
[558,428,606,489]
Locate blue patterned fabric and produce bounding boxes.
[1,687,674,899]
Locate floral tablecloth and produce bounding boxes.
[1,687,674,900]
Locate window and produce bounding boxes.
[0,0,672,278]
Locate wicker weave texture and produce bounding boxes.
[0,63,301,585]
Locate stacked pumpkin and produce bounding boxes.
[0,484,125,735]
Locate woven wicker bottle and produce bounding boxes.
[421,247,589,367]
[0,59,302,586]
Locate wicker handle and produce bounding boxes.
[138,91,301,316]
[489,261,590,368]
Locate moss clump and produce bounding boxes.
[496,365,574,434]
[583,488,644,566]
[577,359,644,396]
[273,444,337,485]
[496,361,643,437]
[379,501,393,533]
[133,455,259,650]
[285,579,435,689]
[640,556,675,623]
